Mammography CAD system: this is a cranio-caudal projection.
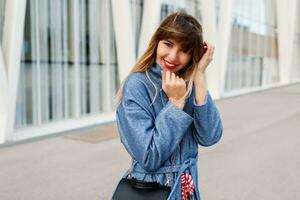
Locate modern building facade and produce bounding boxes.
[0,0,299,144]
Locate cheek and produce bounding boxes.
[181,55,191,66]
[156,51,163,63]
[156,49,164,59]
[156,46,165,64]
[156,43,168,58]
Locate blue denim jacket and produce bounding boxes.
[116,63,223,199]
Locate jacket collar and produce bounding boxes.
[148,62,190,89]
[148,62,163,88]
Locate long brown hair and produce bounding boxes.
[114,11,205,107]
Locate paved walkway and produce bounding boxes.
[0,83,300,200]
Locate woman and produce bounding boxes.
[114,11,223,200]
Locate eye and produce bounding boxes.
[163,42,172,47]
[179,49,187,54]
[180,48,190,54]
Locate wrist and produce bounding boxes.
[194,71,206,83]
[169,98,184,110]
[196,63,207,74]
[195,69,205,77]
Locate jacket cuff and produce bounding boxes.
[155,101,193,137]
[193,92,208,107]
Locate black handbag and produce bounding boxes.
[112,158,174,200]
[112,177,171,200]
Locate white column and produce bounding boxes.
[276,0,297,84]
[138,0,161,58]
[217,0,234,96]
[111,0,136,82]
[200,0,220,99]
[0,47,8,144]
[73,0,81,118]
[1,0,27,142]
[288,0,298,83]
[103,0,113,112]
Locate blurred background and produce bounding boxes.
[0,0,299,143]
[0,0,299,199]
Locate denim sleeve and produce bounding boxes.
[192,92,223,146]
[116,79,193,172]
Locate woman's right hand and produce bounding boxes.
[161,70,186,110]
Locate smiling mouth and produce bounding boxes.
[163,59,178,71]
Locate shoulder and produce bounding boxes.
[124,72,147,89]
[123,72,151,101]
[120,72,154,115]
[123,72,150,96]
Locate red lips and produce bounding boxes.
[163,59,177,72]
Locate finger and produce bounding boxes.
[161,70,165,84]
[166,70,170,83]
[175,76,179,85]
[209,45,215,56]
[180,78,186,87]
[171,72,176,83]
[203,43,212,55]
[180,77,185,84]
[205,42,210,48]
[206,44,214,56]
[207,43,212,51]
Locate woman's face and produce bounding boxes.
[156,39,192,73]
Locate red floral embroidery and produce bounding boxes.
[181,173,194,200]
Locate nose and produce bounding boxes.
[168,49,179,62]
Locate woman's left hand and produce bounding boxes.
[197,42,215,73]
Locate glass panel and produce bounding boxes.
[78,0,118,115]
[108,1,119,112]
[41,0,73,122]
[15,0,74,128]
[130,0,143,56]
[0,0,5,45]
[225,0,279,93]
[15,0,35,128]
[160,0,202,22]
[16,0,118,129]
